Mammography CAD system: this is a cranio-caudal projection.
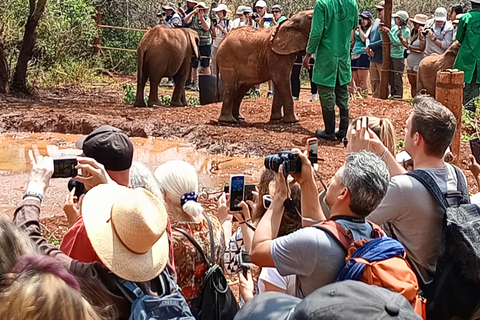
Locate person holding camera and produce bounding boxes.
[242,7,254,27]
[162,3,182,28]
[271,5,286,25]
[380,10,410,100]
[350,11,373,95]
[211,4,232,74]
[453,0,480,112]
[185,2,212,91]
[423,7,454,57]
[249,150,390,298]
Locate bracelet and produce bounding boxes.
[380,148,388,160]
[23,191,43,201]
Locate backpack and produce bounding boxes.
[407,168,480,320]
[315,220,426,319]
[173,213,239,320]
[115,270,195,320]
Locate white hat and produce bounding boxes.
[213,4,231,13]
[195,1,208,9]
[82,185,169,282]
[186,0,198,3]
[434,7,447,22]
[453,13,464,24]
[392,10,409,22]
[236,5,246,14]
[255,0,267,8]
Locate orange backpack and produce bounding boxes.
[315,220,426,319]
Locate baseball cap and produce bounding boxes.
[75,125,134,171]
[243,6,253,14]
[392,10,409,22]
[236,5,246,14]
[272,4,282,11]
[255,0,267,8]
[234,281,423,320]
[359,11,373,19]
[375,1,385,9]
[434,7,447,22]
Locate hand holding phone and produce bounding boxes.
[470,138,480,164]
[306,138,318,165]
[229,175,245,211]
[52,158,78,178]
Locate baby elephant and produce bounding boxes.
[417,41,460,97]
[135,26,199,107]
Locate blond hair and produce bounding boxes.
[352,116,397,156]
[0,269,101,320]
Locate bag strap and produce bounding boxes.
[173,212,216,266]
[115,278,144,303]
[452,165,470,204]
[367,221,384,238]
[407,170,449,210]
[314,220,354,252]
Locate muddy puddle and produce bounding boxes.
[0,133,264,189]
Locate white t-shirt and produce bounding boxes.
[213,19,232,48]
[258,267,296,296]
[232,18,246,29]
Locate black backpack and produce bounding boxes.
[174,214,239,320]
[408,167,480,320]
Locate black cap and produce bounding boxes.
[76,125,133,171]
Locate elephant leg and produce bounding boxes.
[148,73,162,107]
[218,83,238,123]
[134,72,147,108]
[171,69,189,107]
[271,75,298,123]
[232,84,250,121]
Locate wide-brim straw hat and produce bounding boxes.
[409,14,428,25]
[82,184,169,282]
[213,4,231,12]
[196,2,209,10]
[162,3,177,11]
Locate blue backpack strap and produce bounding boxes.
[407,170,449,210]
[115,278,145,303]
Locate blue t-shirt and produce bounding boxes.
[182,8,193,27]
[352,29,367,54]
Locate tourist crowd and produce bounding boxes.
[1,93,480,320]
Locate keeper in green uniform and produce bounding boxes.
[454,0,480,112]
[303,0,358,140]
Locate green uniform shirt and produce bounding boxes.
[306,0,358,87]
[190,15,212,46]
[454,9,480,84]
[389,25,410,59]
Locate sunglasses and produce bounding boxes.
[263,194,272,209]
[272,10,280,13]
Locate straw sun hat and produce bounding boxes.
[82,184,169,282]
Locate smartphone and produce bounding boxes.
[52,158,77,178]
[307,137,318,165]
[68,179,86,198]
[229,175,245,211]
[244,184,256,201]
[470,138,480,163]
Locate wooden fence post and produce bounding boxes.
[93,5,102,55]
[435,69,464,166]
[380,0,392,99]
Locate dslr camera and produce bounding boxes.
[422,27,432,36]
[265,151,302,175]
[252,12,259,19]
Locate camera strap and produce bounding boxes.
[283,176,320,224]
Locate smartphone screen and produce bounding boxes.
[52,159,77,178]
[244,184,256,201]
[470,138,480,163]
[307,138,318,165]
[229,175,245,211]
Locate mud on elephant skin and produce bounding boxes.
[135,26,199,108]
[417,41,460,97]
[216,10,313,124]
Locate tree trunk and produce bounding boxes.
[10,0,48,93]
[0,34,9,94]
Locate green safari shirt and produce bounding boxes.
[306,0,358,87]
[190,16,212,46]
[389,25,410,59]
[454,9,480,84]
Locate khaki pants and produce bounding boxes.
[370,62,381,98]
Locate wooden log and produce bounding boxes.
[435,69,464,166]
[93,5,102,55]
[380,0,392,99]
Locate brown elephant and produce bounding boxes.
[216,10,313,123]
[134,26,199,107]
[417,41,460,97]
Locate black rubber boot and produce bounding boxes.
[316,109,336,140]
[335,108,350,140]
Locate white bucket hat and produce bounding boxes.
[213,4,231,13]
[82,184,169,282]
[434,7,447,22]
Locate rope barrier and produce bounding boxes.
[90,44,137,52]
[98,24,149,33]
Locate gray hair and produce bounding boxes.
[0,214,39,275]
[341,151,390,217]
[129,161,164,202]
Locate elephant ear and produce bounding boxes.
[186,30,200,59]
[270,11,312,55]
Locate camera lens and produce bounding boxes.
[264,154,281,172]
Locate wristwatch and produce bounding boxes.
[23,191,44,201]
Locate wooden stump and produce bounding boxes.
[435,69,464,166]
[93,5,102,55]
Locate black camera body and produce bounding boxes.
[265,151,302,176]
[252,12,259,19]
[422,27,432,36]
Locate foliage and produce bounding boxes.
[396,140,405,149]
[123,83,136,103]
[188,96,200,107]
[461,107,479,141]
